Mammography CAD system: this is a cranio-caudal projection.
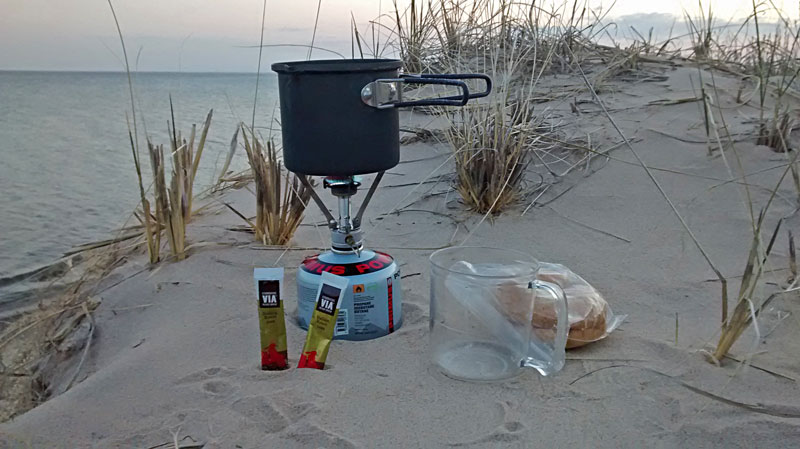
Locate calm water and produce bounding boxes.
[0,71,280,278]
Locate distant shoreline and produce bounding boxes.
[0,69,279,75]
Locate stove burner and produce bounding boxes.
[300,172,384,255]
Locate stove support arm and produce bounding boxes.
[353,171,384,229]
[299,175,337,228]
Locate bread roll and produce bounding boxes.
[495,281,608,349]
[496,282,535,325]
[533,302,608,349]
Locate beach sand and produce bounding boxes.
[2,64,800,447]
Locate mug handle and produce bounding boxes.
[524,280,568,376]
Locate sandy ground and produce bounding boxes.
[2,63,800,448]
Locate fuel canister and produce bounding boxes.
[296,250,402,341]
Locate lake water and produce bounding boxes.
[0,71,280,278]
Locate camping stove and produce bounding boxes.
[295,174,402,340]
[271,59,491,341]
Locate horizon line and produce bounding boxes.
[0,68,281,75]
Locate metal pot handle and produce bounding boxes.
[404,73,492,100]
[361,73,491,109]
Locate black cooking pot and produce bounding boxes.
[271,59,491,176]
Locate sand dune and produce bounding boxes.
[2,63,800,448]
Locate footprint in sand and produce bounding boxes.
[174,366,236,385]
[448,400,527,446]
[202,379,236,396]
[262,390,323,422]
[230,396,291,433]
[448,422,525,446]
[285,423,357,449]
[279,401,320,422]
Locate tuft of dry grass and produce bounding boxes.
[684,1,800,153]
[390,0,605,75]
[148,140,186,261]
[709,142,800,362]
[757,107,794,151]
[171,103,213,223]
[446,103,531,213]
[711,212,782,363]
[702,77,800,362]
[139,105,212,263]
[240,125,312,245]
[749,1,799,153]
[127,125,160,264]
[685,1,715,59]
[393,0,436,73]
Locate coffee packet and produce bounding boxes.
[254,268,288,370]
[298,271,348,369]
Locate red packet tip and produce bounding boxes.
[298,351,324,369]
[261,345,288,370]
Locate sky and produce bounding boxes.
[0,0,792,72]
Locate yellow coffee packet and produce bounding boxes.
[254,268,288,370]
[298,271,348,369]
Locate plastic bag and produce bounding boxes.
[530,262,625,349]
[447,260,625,350]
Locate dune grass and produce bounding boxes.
[684,1,800,154]
[748,1,799,153]
[707,140,800,363]
[388,0,800,363]
[685,1,716,59]
[134,105,212,263]
[393,0,436,73]
[390,0,605,213]
[679,0,800,361]
[127,126,160,264]
[240,126,312,246]
[712,212,782,363]
[446,104,530,213]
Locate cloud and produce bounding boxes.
[606,12,681,38]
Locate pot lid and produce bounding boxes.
[271,59,403,74]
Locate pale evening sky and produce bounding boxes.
[0,0,790,72]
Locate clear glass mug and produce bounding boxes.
[429,246,568,381]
